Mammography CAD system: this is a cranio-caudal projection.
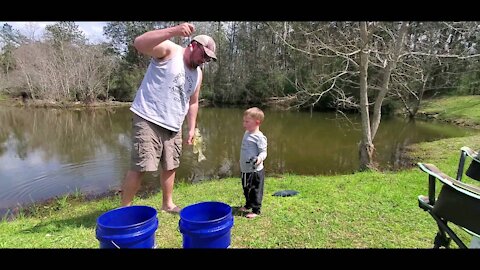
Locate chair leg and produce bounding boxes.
[433,230,451,249]
[432,216,468,248]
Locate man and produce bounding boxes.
[121,22,217,213]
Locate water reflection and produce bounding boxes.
[0,107,132,215]
[0,106,476,215]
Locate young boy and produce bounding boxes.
[239,107,268,219]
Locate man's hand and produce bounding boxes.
[176,23,195,37]
[186,129,195,145]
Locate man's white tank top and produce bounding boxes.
[130,48,200,132]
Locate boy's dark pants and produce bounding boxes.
[241,169,265,214]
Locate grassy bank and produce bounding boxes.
[419,95,480,128]
[1,95,479,248]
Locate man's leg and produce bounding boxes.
[124,113,159,206]
[159,129,182,212]
[121,170,145,206]
[161,169,178,211]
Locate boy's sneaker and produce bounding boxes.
[245,212,258,219]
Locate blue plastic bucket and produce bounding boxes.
[179,201,234,248]
[96,205,158,249]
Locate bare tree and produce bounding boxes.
[23,22,42,42]
[270,21,411,170]
[270,21,480,170]
[74,44,118,103]
[391,22,480,118]
[13,41,118,102]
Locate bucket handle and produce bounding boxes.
[111,240,121,249]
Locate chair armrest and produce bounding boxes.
[452,180,480,196]
[461,146,480,163]
[418,162,480,200]
[418,163,456,185]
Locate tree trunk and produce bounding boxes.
[410,73,428,118]
[358,22,375,171]
[371,22,409,139]
[359,140,375,170]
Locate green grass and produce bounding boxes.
[421,95,480,126]
[1,96,479,248]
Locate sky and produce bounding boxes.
[0,21,108,43]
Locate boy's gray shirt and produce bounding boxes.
[240,130,268,173]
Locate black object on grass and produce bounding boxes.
[272,190,299,197]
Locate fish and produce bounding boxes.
[192,127,206,162]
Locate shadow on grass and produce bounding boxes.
[20,209,108,234]
[18,190,162,234]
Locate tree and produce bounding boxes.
[13,22,118,103]
[392,22,480,118]
[271,21,410,170]
[0,23,27,76]
[44,21,86,46]
[272,21,480,170]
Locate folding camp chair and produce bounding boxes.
[417,146,480,248]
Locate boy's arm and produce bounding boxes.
[256,135,268,165]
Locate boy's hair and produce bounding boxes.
[244,107,264,123]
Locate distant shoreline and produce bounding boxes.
[0,97,131,108]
